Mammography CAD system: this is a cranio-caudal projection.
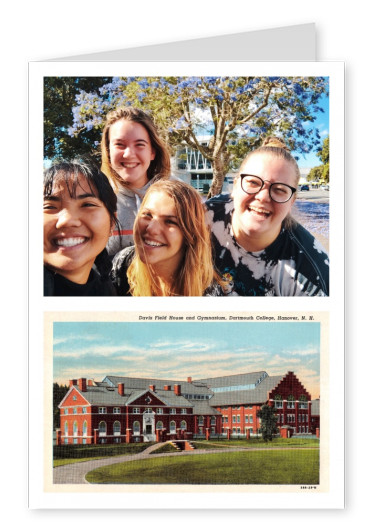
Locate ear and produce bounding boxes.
[150,148,156,161]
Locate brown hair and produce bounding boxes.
[100,107,171,191]
[127,180,220,296]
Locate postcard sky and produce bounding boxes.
[53,320,320,399]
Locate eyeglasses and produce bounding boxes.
[240,174,296,203]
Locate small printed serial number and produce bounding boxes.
[300,486,317,490]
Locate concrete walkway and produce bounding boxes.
[53,443,318,484]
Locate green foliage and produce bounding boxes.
[307,136,329,183]
[44,76,328,196]
[44,77,111,161]
[257,404,279,442]
[53,383,68,429]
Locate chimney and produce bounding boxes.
[118,383,124,396]
[88,379,94,387]
[149,384,155,392]
[78,378,87,392]
[187,376,192,383]
[69,379,77,387]
[174,384,181,396]
[164,385,171,391]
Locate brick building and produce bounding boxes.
[56,371,317,445]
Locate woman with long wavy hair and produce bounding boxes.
[111,180,224,296]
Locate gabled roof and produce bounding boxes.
[209,375,283,406]
[103,375,212,396]
[198,371,269,389]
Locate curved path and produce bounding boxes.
[53,443,318,484]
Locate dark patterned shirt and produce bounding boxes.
[206,195,329,297]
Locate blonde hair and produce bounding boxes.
[238,136,301,189]
[100,107,171,192]
[127,180,219,296]
[236,136,299,229]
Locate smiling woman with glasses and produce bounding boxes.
[206,137,329,296]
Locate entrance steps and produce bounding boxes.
[170,440,195,452]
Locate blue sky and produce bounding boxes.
[294,92,329,170]
[53,321,320,398]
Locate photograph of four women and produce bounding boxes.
[43,106,329,297]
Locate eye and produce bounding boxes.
[43,202,57,211]
[165,218,178,226]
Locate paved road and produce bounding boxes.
[53,443,318,484]
[296,189,329,203]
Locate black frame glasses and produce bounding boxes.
[240,174,296,203]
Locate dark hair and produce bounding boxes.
[43,157,119,278]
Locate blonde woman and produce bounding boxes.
[101,106,171,257]
[206,137,329,296]
[111,180,224,296]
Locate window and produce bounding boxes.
[198,416,204,426]
[73,438,78,444]
[113,407,120,414]
[145,408,153,413]
[169,408,176,414]
[232,415,236,423]
[73,407,77,414]
[249,415,253,424]
[73,421,78,436]
[73,395,77,401]
[64,421,68,436]
[170,421,176,433]
[83,421,87,436]
[156,421,163,430]
[99,407,107,414]
[133,421,140,435]
[113,421,121,436]
[99,421,106,435]
[181,409,187,415]
[275,401,283,409]
[82,407,87,414]
[64,438,68,444]
[180,420,187,430]
[211,416,216,426]
[287,401,295,409]
[156,408,163,414]
[64,408,68,415]
[83,439,86,444]
[237,415,241,423]
[132,408,140,414]
[245,415,248,423]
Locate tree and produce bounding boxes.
[257,404,279,442]
[53,383,68,429]
[44,77,112,161]
[307,136,329,183]
[49,76,328,197]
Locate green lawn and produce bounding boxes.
[85,448,319,485]
[193,438,319,449]
[53,443,152,467]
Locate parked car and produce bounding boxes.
[300,184,309,191]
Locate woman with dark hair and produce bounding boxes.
[111,180,224,296]
[206,137,329,296]
[101,106,171,257]
[43,158,119,296]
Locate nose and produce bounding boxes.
[145,217,161,235]
[55,208,81,229]
[254,182,271,201]
[122,146,134,158]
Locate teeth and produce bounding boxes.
[144,239,164,247]
[56,237,86,247]
[250,206,270,216]
[122,163,138,168]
